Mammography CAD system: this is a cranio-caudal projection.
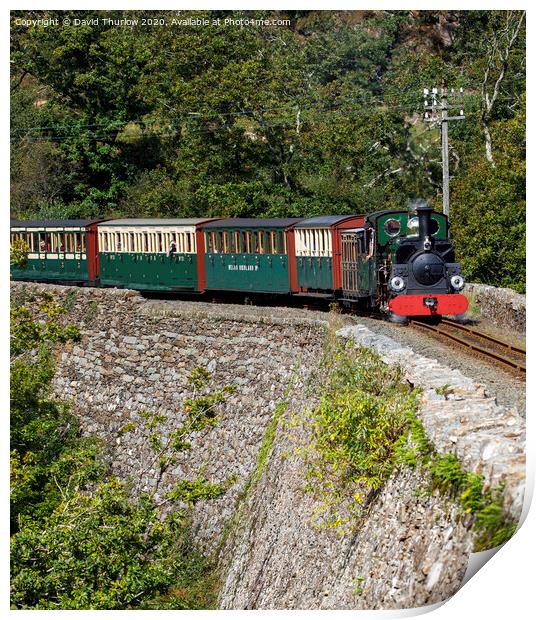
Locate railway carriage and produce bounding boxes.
[200,218,302,293]
[97,218,216,291]
[10,219,100,285]
[294,215,367,293]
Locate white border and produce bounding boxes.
[4,2,533,619]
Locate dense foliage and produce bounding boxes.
[10,290,228,609]
[10,10,525,290]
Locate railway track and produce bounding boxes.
[410,318,526,374]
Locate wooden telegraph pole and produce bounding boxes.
[423,81,465,217]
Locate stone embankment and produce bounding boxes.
[466,283,525,333]
[10,282,526,610]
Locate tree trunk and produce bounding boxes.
[483,122,494,166]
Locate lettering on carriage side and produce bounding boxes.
[228,264,259,271]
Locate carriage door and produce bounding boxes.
[341,228,371,299]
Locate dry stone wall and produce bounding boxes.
[10,282,526,610]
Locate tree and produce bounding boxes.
[10,290,231,609]
[479,11,526,165]
[450,101,525,292]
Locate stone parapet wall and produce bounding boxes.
[466,283,526,333]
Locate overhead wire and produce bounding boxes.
[10,83,480,137]
[9,74,481,145]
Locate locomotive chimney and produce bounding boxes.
[415,203,434,251]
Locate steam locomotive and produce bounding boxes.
[10,204,468,319]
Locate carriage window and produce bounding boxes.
[384,219,401,237]
[297,230,305,256]
[67,233,75,252]
[241,231,252,254]
[280,232,287,255]
[18,232,27,251]
[207,231,218,253]
[12,231,28,249]
[269,231,278,254]
[258,231,265,254]
[211,231,219,253]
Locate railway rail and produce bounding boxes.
[409,317,526,374]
